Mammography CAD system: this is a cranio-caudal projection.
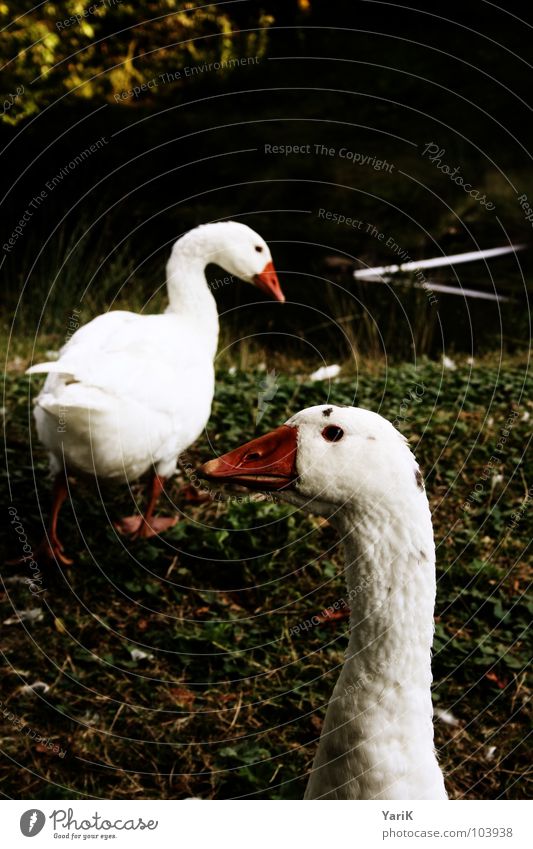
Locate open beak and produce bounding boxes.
[253,261,285,303]
[198,425,298,491]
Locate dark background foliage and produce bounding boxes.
[2,1,533,358]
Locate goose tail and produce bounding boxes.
[26,361,75,379]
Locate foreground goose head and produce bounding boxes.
[199,405,447,800]
[200,405,422,525]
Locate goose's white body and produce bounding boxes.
[302,489,446,799]
[28,222,278,484]
[31,310,216,482]
[200,404,448,800]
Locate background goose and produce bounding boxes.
[27,221,284,563]
[199,404,448,800]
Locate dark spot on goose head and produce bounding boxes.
[322,407,333,418]
[415,469,424,490]
[367,436,376,441]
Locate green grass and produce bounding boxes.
[1,354,532,799]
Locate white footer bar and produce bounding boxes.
[2,799,530,849]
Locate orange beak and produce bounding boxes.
[199,425,298,491]
[253,260,285,302]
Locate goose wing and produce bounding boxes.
[27,310,211,414]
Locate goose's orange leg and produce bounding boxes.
[36,472,74,565]
[115,474,177,539]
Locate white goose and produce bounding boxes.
[199,404,448,800]
[27,221,284,563]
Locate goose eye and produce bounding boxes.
[322,425,344,442]
[255,245,263,253]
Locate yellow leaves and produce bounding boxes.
[80,21,94,38]
[108,39,144,101]
[244,14,274,60]
[54,617,66,634]
[0,2,275,119]
[40,30,60,69]
[64,64,94,99]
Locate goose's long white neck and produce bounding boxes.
[305,493,447,800]
[165,228,220,355]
